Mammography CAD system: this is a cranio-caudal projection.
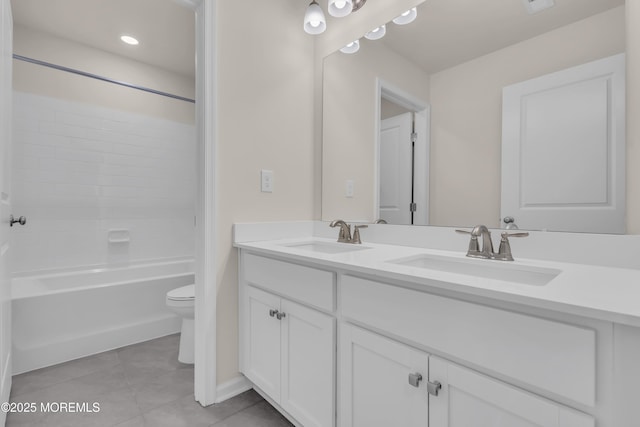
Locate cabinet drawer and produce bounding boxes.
[244,253,335,311]
[341,275,596,406]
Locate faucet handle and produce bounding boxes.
[496,231,529,261]
[352,225,368,244]
[455,229,479,253]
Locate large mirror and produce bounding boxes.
[322,0,627,233]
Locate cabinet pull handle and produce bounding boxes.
[427,380,442,396]
[408,373,422,388]
[269,309,279,318]
[276,312,286,320]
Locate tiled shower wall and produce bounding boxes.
[11,91,196,274]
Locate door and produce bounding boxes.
[244,286,281,400]
[379,112,413,225]
[429,356,594,427]
[339,324,429,427]
[0,0,12,420]
[501,54,625,233]
[280,299,334,427]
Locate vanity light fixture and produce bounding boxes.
[328,0,353,18]
[364,24,386,41]
[304,0,327,35]
[523,0,555,14]
[304,0,367,35]
[120,35,139,45]
[392,7,417,25]
[340,39,360,54]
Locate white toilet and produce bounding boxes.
[166,284,195,364]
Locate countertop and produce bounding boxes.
[235,237,640,327]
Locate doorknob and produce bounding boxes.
[10,215,26,227]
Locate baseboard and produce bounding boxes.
[215,375,252,403]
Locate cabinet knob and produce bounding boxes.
[269,309,279,318]
[427,380,442,396]
[408,372,422,388]
[276,312,286,320]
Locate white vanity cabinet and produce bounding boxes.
[240,253,336,427]
[238,249,609,427]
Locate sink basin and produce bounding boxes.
[283,241,371,254]
[388,254,561,286]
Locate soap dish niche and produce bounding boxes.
[108,229,130,243]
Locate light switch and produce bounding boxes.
[345,180,354,198]
[261,170,274,193]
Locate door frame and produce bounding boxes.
[374,78,430,225]
[175,0,218,406]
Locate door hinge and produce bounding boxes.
[410,203,417,212]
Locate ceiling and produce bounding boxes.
[379,0,625,74]
[10,0,195,78]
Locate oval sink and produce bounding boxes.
[283,241,372,254]
[388,254,561,286]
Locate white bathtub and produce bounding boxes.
[12,258,195,374]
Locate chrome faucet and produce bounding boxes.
[329,220,367,244]
[456,225,528,261]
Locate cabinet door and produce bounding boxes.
[245,286,282,401]
[429,356,594,427]
[280,299,335,427]
[340,324,429,427]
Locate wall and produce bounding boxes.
[11,25,196,273]
[12,92,195,273]
[627,1,640,233]
[429,6,625,227]
[13,25,195,124]
[215,0,316,384]
[322,40,430,221]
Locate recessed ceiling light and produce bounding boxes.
[120,35,139,45]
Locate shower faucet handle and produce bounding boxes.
[10,215,27,227]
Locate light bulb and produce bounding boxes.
[364,24,386,40]
[328,0,353,18]
[340,39,360,54]
[304,0,326,35]
[392,8,417,25]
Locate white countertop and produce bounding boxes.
[235,236,640,327]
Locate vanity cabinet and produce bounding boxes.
[340,323,593,427]
[240,254,336,427]
[239,250,603,427]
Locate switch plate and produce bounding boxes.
[261,170,274,193]
[345,180,354,198]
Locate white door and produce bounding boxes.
[244,286,281,400]
[0,0,12,420]
[339,324,429,427]
[280,299,334,427]
[379,112,413,225]
[429,356,594,427]
[501,54,625,233]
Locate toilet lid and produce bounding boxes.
[167,284,195,301]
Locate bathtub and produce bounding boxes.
[12,258,195,374]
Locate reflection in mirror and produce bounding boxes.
[322,0,627,233]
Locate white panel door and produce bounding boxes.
[379,112,413,225]
[339,324,429,427]
[280,299,334,427]
[245,286,282,401]
[429,356,594,427]
[501,54,625,233]
[0,0,12,421]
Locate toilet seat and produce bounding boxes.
[167,284,195,301]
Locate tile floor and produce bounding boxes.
[7,334,293,427]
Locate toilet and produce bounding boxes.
[166,284,195,364]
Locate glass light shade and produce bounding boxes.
[328,0,353,18]
[364,24,386,40]
[340,39,360,54]
[304,1,327,35]
[392,8,417,25]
